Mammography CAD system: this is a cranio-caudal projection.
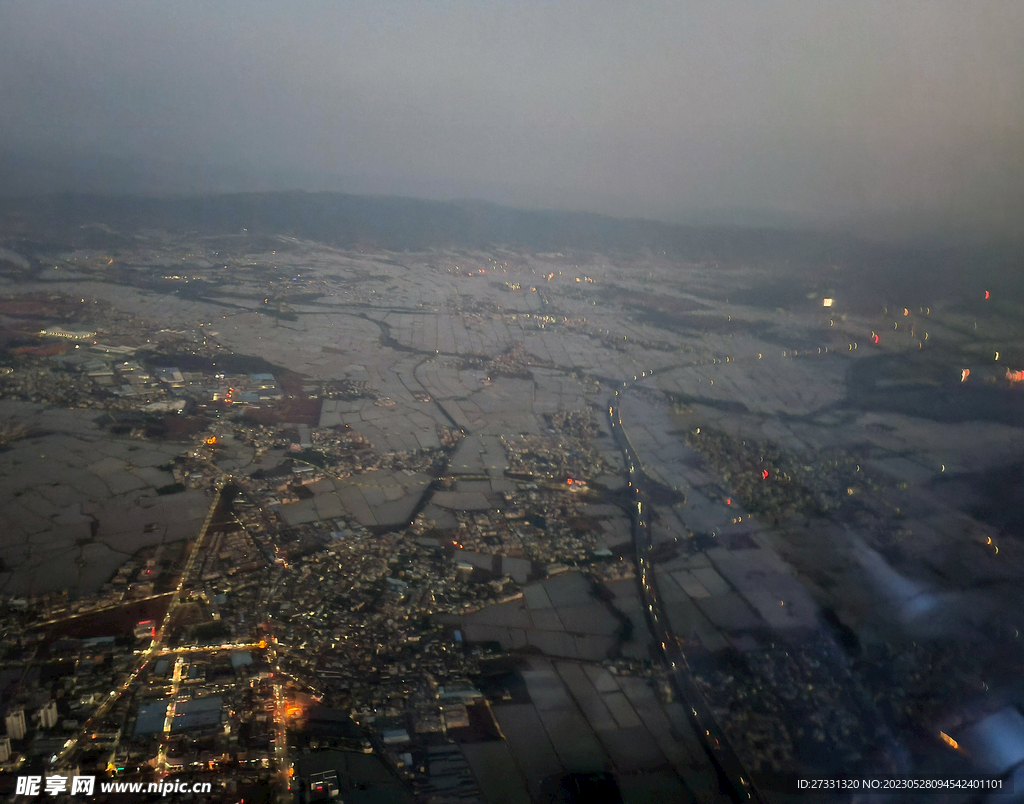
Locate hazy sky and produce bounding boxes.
[2,1,1022,240]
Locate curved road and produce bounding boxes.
[609,390,767,804]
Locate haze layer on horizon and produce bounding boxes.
[2,1,1022,245]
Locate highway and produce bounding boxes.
[608,391,766,804]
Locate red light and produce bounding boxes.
[985,290,990,299]
[762,470,769,479]
[872,333,879,344]
[566,478,573,484]
[725,498,732,505]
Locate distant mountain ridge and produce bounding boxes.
[0,190,950,259]
[0,191,1017,302]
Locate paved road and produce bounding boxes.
[609,390,767,804]
[55,479,229,773]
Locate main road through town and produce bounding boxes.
[609,389,767,804]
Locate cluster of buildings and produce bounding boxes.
[685,426,893,528]
[263,527,493,708]
[436,508,529,560]
[465,341,538,380]
[501,432,608,484]
[307,426,443,478]
[0,478,512,798]
[321,378,374,401]
[429,485,609,569]
[0,338,280,419]
[0,300,298,424]
[693,635,884,776]
[0,615,147,779]
[0,352,121,409]
[546,407,602,440]
[122,648,276,780]
[0,288,720,798]
[502,486,607,567]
